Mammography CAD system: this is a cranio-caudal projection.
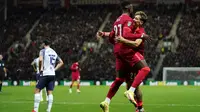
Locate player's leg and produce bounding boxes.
[76,76,81,93]
[44,88,48,101]
[69,80,74,93]
[0,74,4,92]
[125,72,145,112]
[37,73,44,102]
[125,60,150,105]
[46,76,55,112]
[135,87,144,112]
[40,90,43,101]
[124,52,150,105]
[35,73,43,101]
[100,57,127,112]
[107,70,125,100]
[100,70,126,112]
[125,76,144,112]
[0,80,2,92]
[33,76,46,112]
[129,59,150,92]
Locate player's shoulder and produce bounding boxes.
[49,48,58,56]
[40,48,45,53]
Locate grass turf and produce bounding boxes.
[0,86,199,112]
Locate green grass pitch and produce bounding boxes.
[0,86,200,112]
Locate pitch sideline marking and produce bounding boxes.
[0,101,200,107]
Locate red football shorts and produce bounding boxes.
[115,52,144,70]
[115,54,129,71]
[121,52,144,67]
[72,75,80,81]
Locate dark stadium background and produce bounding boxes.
[0,0,200,86]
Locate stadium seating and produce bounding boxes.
[2,4,184,80]
[157,4,200,80]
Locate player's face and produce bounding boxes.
[134,15,142,26]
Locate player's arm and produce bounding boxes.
[96,31,111,38]
[123,27,144,39]
[39,50,43,72]
[96,30,116,44]
[3,66,7,77]
[31,60,37,72]
[115,36,142,47]
[123,20,145,40]
[55,57,64,71]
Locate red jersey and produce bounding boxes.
[109,14,143,54]
[109,14,133,53]
[120,27,145,57]
[132,27,145,56]
[70,62,80,77]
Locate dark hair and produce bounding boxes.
[135,11,148,24]
[120,1,132,11]
[43,40,50,46]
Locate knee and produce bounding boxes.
[141,67,150,74]
[35,88,40,94]
[35,94,41,102]
[48,94,53,102]
[115,77,125,83]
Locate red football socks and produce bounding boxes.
[106,78,124,99]
[132,67,150,88]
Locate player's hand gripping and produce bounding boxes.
[115,36,126,43]
[96,31,105,40]
[141,33,152,43]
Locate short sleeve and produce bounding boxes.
[39,49,44,57]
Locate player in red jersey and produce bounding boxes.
[97,1,149,112]
[69,62,81,93]
[115,11,150,112]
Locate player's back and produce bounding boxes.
[42,47,58,76]
[112,14,133,54]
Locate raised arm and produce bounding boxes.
[96,30,115,44]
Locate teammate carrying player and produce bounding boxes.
[32,40,64,112]
[96,1,149,112]
[69,62,81,93]
[31,57,48,101]
[115,11,150,110]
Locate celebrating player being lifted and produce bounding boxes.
[32,40,64,112]
[96,1,150,112]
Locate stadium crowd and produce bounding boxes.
[0,4,191,81]
[157,4,200,80]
